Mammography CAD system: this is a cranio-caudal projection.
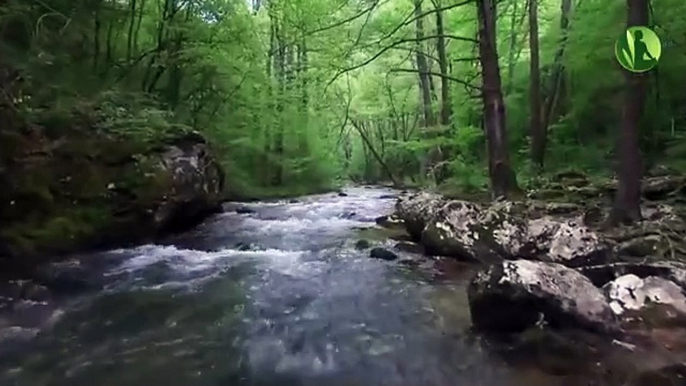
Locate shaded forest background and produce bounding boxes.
[1,0,684,200]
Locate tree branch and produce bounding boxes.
[306,1,381,35]
[375,0,475,44]
[327,35,477,87]
[390,68,482,90]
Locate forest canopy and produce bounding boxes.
[1,0,684,203]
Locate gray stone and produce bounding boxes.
[604,274,686,317]
[395,192,446,240]
[369,247,398,261]
[468,260,619,334]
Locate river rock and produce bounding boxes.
[522,217,610,267]
[235,206,256,214]
[395,192,447,240]
[34,261,103,293]
[604,274,686,323]
[374,215,404,229]
[149,135,225,233]
[0,123,224,260]
[394,241,424,254]
[578,261,686,291]
[369,247,398,261]
[420,200,483,261]
[418,199,608,266]
[468,260,619,334]
[420,200,530,262]
[355,239,371,250]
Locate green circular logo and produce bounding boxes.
[615,26,661,72]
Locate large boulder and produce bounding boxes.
[578,261,686,329]
[0,126,224,260]
[604,274,686,324]
[418,198,608,266]
[420,200,483,261]
[578,261,686,291]
[468,260,619,334]
[146,133,224,234]
[420,200,529,262]
[395,192,446,240]
[521,217,610,267]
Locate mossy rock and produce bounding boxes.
[0,206,114,257]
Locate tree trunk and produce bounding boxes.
[542,0,572,133]
[608,0,648,225]
[272,5,286,186]
[297,36,309,152]
[127,0,137,61]
[414,0,434,127]
[529,0,544,169]
[476,0,520,198]
[434,0,451,126]
[93,1,102,72]
[505,0,519,94]
[352,119,398,186]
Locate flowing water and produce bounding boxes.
[0,187,587,386]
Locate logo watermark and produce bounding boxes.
[615,26,661,73]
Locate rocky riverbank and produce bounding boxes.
[389,173,686,384]
[0,119,225,268]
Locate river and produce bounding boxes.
[0,187,590,386]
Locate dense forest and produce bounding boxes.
[0,0,684,257]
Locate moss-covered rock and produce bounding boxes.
[0,126,224,262]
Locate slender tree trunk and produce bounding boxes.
[505,0,519,94]
[608,0,648,225]
[434,0,451,125]
[93,2,102,72]
[297,36,309,152]
[262,10,277,186]
[127,0,137,61]
[134,0,146,54]
[272,7,286,186]
[542,0,572,132]
[529,0,544,169]
[476,0,520,198]
[352,119,398,186]
[414,0,434,127]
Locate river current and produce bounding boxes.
[0,187,581,386]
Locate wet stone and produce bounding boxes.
[355,240,371,250]
[369,248,398,261]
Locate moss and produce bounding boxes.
[1,205,114,257]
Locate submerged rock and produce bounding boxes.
[374,215,404,229]
[355,239,371,250]
[369,248,398,261]
[394,241,424,254]
[468,260,619,334]
[235,206,256,214]
[34,261,103,294]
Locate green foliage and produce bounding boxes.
[2,0,686,199]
